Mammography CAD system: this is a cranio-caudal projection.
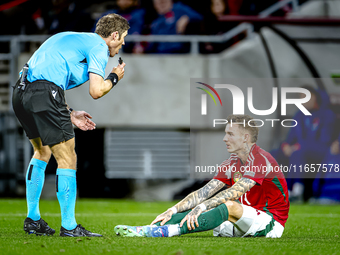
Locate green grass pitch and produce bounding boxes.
[0,199,339,255]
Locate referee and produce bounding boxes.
[12,14,129,237]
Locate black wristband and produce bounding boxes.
[105,73,119,87]
[68,108,73,114]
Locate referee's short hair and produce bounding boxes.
[95,13,130,39]
[227,114,259,143]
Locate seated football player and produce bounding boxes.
[114,115,290,238]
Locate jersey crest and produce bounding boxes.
[233,172,242,183]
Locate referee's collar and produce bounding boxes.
[95,33,109,46]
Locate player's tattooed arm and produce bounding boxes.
[202,177,256,210]
[179,178,256,230]
[174,179,227,213]
[150,179,226,226]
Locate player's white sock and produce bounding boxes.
[167,224,181,237]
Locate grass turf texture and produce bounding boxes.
[0,199,339,255]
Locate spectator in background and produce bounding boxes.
[0,0,93,35]
[93,0,145,53]
[145,0,203,54]
[45,0,94,34]
[272,86,336,202]
[313,133,340,204]
[226,0,244,15]
[204,0,230,34]
[0,0,49,35]
[201,0,242,54]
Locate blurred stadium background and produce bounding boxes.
[0,0,339,204]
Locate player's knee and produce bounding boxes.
[70,150,77,165]
[224,201,236,213]
[225,201,234,207]
[54,150,77,169]
[33,147,52,162]
[224,201,242,217]
[65,150,77,169]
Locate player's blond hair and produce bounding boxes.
[227,114,259,143]
[95,13,130,39]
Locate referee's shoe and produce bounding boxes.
[60,224,102,237]
[24,217,55,236]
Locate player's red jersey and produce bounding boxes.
[214,144,290,227]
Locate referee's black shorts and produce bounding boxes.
[12,80,75,146]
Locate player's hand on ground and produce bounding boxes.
[150,209,174,226]
[180,206,202,230]
[112,62,126,81]
[70,111,96,131]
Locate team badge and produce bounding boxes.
[51,90,57,99]
[233,172,242,183]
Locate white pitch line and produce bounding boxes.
[0,213,340,217]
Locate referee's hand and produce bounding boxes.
[70,111,96,131]
[112,62,126,81]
